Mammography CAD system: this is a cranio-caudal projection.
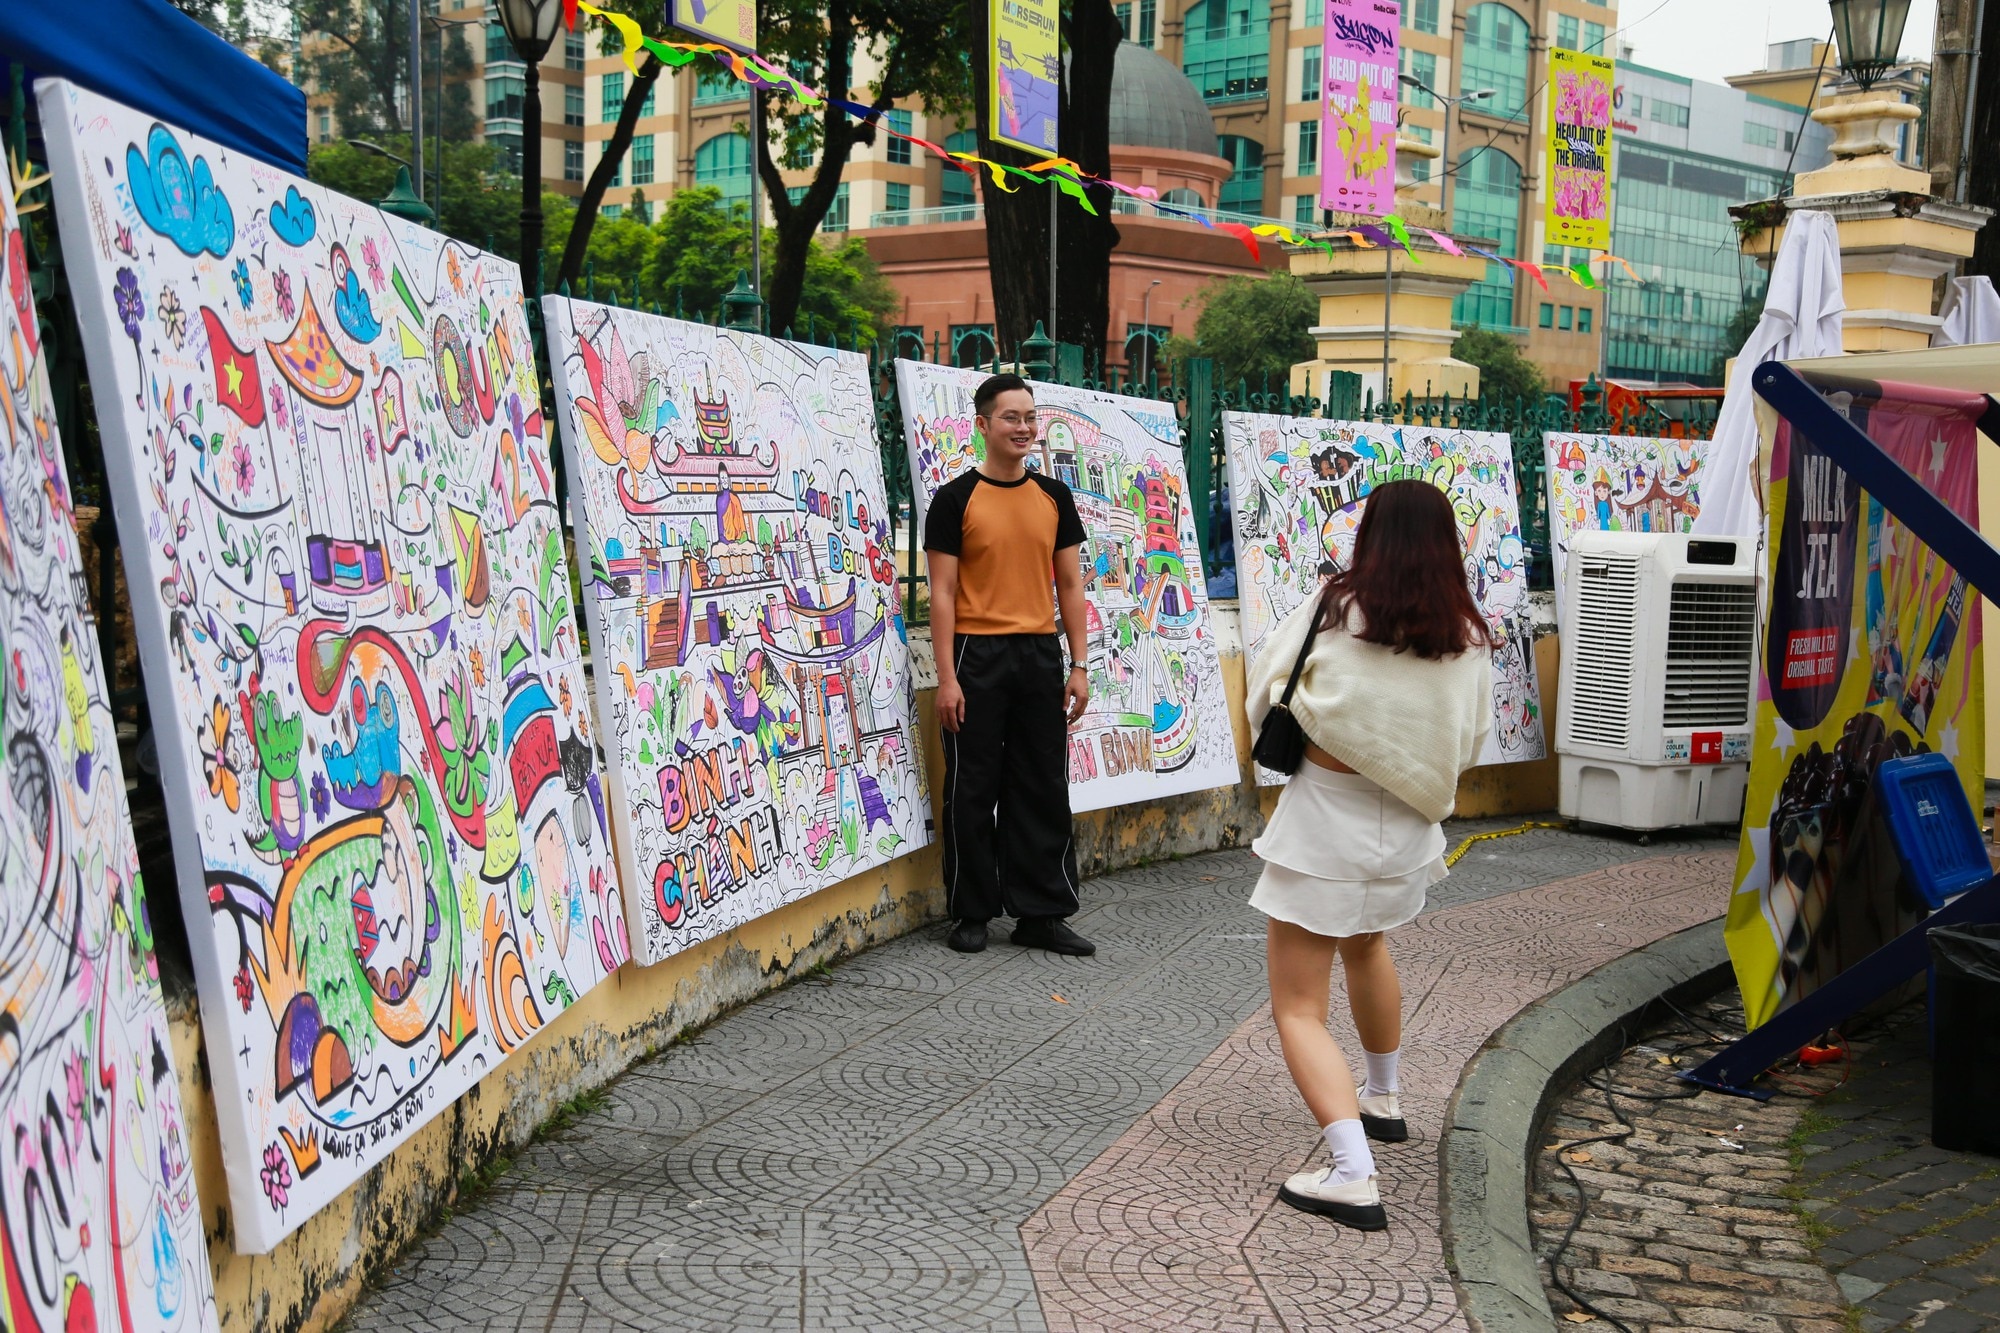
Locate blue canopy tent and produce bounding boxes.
[1,0,305,173]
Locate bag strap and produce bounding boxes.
[1276,602,1326,708]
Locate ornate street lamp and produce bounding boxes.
[493,0,565,279]
[1827,0,1913,91]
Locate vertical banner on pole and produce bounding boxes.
[1547,47,1614,250]
[1319,0,1399,217]
[666,0,757,53]
[991,0,1061,154]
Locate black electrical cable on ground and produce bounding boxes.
[1540,1006,1727,1332]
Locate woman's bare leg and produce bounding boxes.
[1267,917,1360,1127]
[1337,931,1403,1057]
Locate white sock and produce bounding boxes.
[1361,1048,1401,1099]
[1320,1118,1376,1184]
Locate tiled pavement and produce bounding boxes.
[1797,1004,2000,1332]
[340,819,1735,1332]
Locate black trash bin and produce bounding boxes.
[1931,922,2000,1155]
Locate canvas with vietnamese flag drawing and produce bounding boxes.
[1726,377,1986,1031]
[1319,0,1400,217]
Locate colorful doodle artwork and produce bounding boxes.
[545,300,930,964]
[1224,412,1547,781]
[1727,382,1985,1029]
[894,361,1238,811]
[1,148,218,1331]
[40,81,628,1252]
[1542,432,1710,587]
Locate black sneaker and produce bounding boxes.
[947,919,988,953]
[1011,917,1096,956]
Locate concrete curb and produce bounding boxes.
[1438,916,1733,1331]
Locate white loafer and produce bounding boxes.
[1358,1092,1407,1143]
[1277,1169,1388,1231]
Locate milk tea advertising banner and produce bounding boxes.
[1546,47,1614,250]
[1319,0,1400,216]
[1726,380,1986,1030]
[991,0,1060,154]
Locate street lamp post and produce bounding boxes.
[493,0,565,280]
[1397,75,1495,221]
[1140,278,1162,383]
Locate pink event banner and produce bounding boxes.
[1319,0,1400,216]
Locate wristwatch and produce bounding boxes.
[1068,664,1087,674]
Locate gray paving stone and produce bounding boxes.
[341,823,1735,1331]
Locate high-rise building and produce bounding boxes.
[1601,62,1831,384]
[1727,38,1929,174]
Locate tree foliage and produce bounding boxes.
[308,138,524,258]
[752,0,973,333]
[1709,297,1765,383]
[540,188,898,344]
[299,0,474,141]
[1452,326,1551,402]
[1168,274,1318,392]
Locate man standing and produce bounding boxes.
[925,373,1095,956]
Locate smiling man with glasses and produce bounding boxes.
[924,373,1095,957]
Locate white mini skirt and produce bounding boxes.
[1250,763,1447,938]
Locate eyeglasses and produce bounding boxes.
[988,412,1037,428]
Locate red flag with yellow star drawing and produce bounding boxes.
[202,305,265,427]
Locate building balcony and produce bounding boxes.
[867,204,985,228]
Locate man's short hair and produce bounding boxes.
[974,373,1033,417]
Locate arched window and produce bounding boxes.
[1183,0,1270,103]
[1217,136,1264,215]
[1450,149,1522,328]
[1160,186,1205,207]
[694,132,751,205]
[1460,4,1531,116]
[942,130,978,209]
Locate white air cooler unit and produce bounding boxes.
[1557,531,1759,830]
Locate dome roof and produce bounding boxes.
[1106,43,1220,158]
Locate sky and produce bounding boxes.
[1610,0,1938,86]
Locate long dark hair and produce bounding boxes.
[1319,479,1499,660]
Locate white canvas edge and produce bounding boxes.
[36,78,293,1252]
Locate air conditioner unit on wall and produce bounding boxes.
[1557,531,1760,831]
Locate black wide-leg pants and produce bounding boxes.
[941,633,1080,923]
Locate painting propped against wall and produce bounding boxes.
[40,81,628,1252]
[894,362,1239,812]
[546,300,930,965]
[1542,431,1710,588]
[1224,412,1546,781]
[1,149,218,1330]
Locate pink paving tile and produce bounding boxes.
[1022,849,1734,1332]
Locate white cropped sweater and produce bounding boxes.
[1246,598,1494,824]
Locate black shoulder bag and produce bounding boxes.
[1251,607,1325,775]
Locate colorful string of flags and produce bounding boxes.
[571,2,1645,292]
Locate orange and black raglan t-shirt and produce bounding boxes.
[923,469,1087,635]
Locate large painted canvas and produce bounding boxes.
[1727,381,1984,1029]
[1,150,217,1330]
[894,362,1238,812]
[1224,411,1547,781]
[544,299,930,965]
[1542,431,1710,587]
[40,81,628,1252]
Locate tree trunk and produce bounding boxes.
[1969,0,2000,281]
[974,0,1122,364]
[758,0,877,335]
[558,56,664,289]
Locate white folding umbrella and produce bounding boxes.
[1692,209,1846,537]
[1933,275,2000,347]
